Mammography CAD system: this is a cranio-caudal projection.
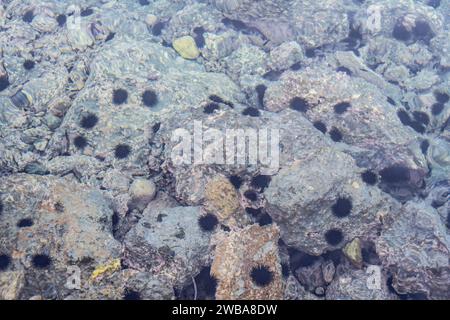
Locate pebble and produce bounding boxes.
[129,179,156,211]
[172,36,200,60]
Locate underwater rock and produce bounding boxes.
[0,271,25,300]
[0,0,448,301]
[326,268,396,300]
[204,176,241,223]
[268,41,304,72]
[0,174,121,299]
[202,30,240,62]
[124,205,211,287]
[122,271,175,300]
[265,145,398,255]
[211,224,283,299]
[172,35,200,59]
[376,202,450,299]
[343,238,363,267]
[213,0,349,48]
[224,44,269,81]
[31,12,58,33]
[10,90,32,109]
[128,178,156,211]
[264,64,428,198]
[284,275,321,300]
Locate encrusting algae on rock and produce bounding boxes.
[90,259,121,281]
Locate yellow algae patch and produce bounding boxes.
[90,259,121,281]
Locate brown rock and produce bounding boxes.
[204,176,240,222]
[211,224,283,299]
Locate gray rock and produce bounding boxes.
[224,44,269,81]
[212,0,350,48]
[268,41,304,72]
[265,63,428,201]
[265,145,398,255]
[261,109,401,254]
[125,271,175,300]
[0,0,448,300]
[284,275,321,300]
[326,267,396,300]
[123,205,211,287]
[0,174,120,299]
[375,202,450,299]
